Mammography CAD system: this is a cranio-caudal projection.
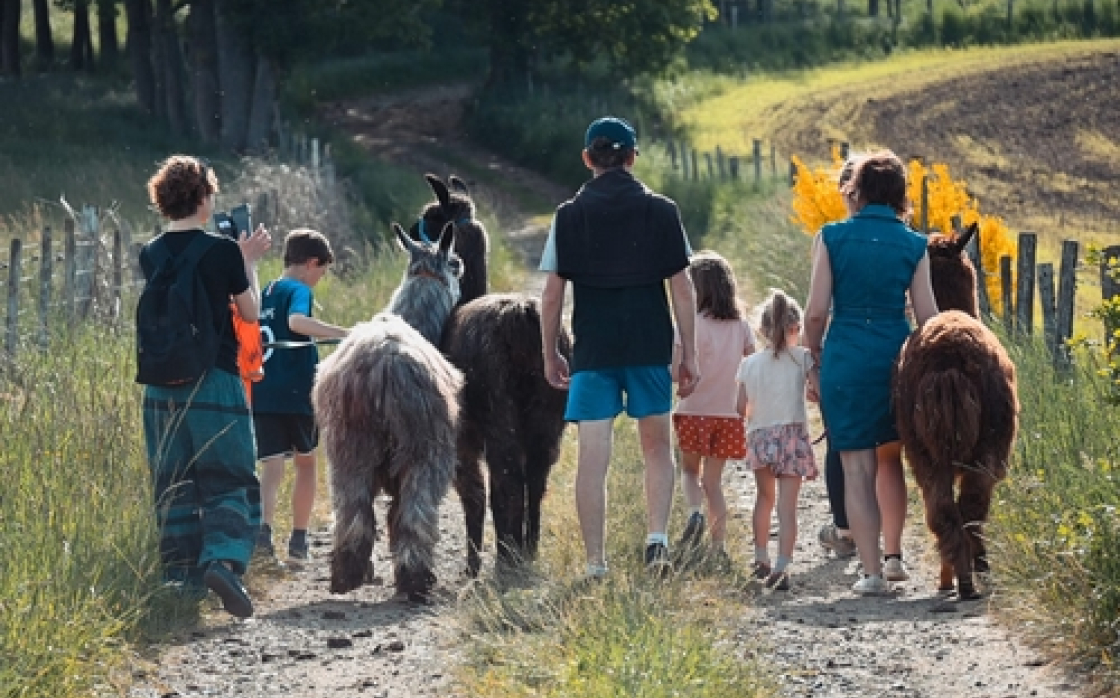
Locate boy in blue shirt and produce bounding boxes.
[253,229,349,563]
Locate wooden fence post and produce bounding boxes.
[753,139,762,183]
[716,146,726,179]
[112,226,124,321]
[75,205,99,320]
[1055,239,1079,366]
[6,238,20,357]
[729,156,740,179]
[1037,262,1059,363]
[1000,255,1014,333]
[1016,232,1038,337]
[64,217,77,319]
[39,226,52,348]
[667,139,678,171]
[1102,244,1120,343]
[705,152,714,179]
[922,174,931,231]
[690,148,699,181]
[789,159,797,186]
[770,143,777,177]
[964,222,992,318]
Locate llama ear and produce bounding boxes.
[393,223,415,253]
[436,221,456,255]
[448,175,470,195]
[425,173,452,210]
[955,221,980,254]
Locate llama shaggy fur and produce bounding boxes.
[413,174,571,575]
[894,222,1019,599]
[313,223,464,601]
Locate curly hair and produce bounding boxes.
[689,250,742,321]
[147,155,218,221]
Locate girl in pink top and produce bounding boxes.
[672,251,756,557]
[736,289,818,590]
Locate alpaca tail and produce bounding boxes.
[911,368,982,465]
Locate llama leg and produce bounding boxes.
[919,471,974,598]
[390,447,453,602]
[525,451,551,561]
[957,466,998,594]
[454,446,486,577]
[329,461,378,594]
[487,443,528,566]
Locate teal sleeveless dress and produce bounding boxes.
[819,204,928,451]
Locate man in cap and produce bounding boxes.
[539,116,700,578]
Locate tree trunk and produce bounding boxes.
[124,0,156,114]
[484,0,532,90]
[33,0,54,67]
[869,0,880,15]
[216,5,255,151]
[1,0,21,77]
[154,0,186,135]
[71,0,94,71]
[187,0,221,144]
[97,0,119,66]
[245,56,276,153]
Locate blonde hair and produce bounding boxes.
[756,289,803,357]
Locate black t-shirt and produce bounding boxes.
[139,229,250,377]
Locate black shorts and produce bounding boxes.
[253,413,318,459]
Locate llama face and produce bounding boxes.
[926,222,980,317]
[392,221,463,308]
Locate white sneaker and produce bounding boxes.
[883,557,910,582]
[852,574,890,595]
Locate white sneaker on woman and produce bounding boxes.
[852,574,890,595]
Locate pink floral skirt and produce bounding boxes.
[745,423,819,479]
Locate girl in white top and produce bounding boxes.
[672,251,756,556]
[736,289,818,590]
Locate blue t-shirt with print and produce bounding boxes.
[252,277,317,415]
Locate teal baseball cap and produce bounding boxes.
[585,117,637,151]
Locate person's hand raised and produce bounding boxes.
[239,224,272,264]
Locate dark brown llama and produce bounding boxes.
[894,222,1019,600]
[312,222,464,602]
[412,174,571,576]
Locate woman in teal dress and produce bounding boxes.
[803,150,940,595]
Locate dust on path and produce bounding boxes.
[128,82,1091,698]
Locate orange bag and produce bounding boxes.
[231,301,264,405]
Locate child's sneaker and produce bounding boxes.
[287,530,310,566]
[644,542,672,577]
[764,570,791,591]
[678,512,706,549]
[883,557,910,582]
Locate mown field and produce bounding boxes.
[680,40,1120,243]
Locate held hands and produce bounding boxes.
[806,365,821,403]
[675,354,701,398]
[238,224,272,265]
[543,350,571,390]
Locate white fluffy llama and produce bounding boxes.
[312,222,464,602]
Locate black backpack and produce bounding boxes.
[135,233,222,386]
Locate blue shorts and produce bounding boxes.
[565,366,672,422]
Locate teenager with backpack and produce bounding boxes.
[138,155,271,618]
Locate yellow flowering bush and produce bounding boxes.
[791,149,1017,314]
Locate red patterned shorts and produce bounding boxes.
[672,414,747,460]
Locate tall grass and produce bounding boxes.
[455,424,778,698]
[989,339,1120,690]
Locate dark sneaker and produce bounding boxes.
[644,542,672,577]
[765,570,791,591]
[287,532,310,566]
[678,512,706,549]
[751,561,772,580]
[255,524,275,559]
[203,562,254,619]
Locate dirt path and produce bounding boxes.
[128,83,1089,698]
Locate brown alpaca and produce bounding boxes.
[412,174,571,575]
[894,222,1019,599]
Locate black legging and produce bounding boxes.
[824,437,848,530]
